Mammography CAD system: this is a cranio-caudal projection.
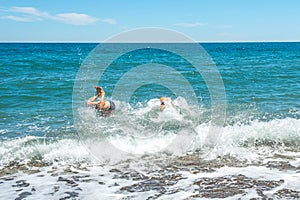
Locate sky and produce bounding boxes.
[0,0,299,42]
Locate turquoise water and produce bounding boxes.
[1,43,299,140]
[0,43,94,139]
[1,42,300,199]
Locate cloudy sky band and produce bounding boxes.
[1,6,116,25]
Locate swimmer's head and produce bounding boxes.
[160,97,166,110]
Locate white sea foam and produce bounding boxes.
[1,117,299,200]
[1,98,299,165]
[174,165,300,200]
[194,117,300,161]
[74,97,300,163]
[0,136,92,166]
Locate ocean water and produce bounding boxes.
[0,42,299,199]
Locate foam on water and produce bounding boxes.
[0,100,299,200]
[0,136,92,166]
[1,98,300,165]
[194,117,300,161]
[75,97,299,162]
[174,164,300,200]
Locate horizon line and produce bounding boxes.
[0,40,299,43]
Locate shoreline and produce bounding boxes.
[1,151,299,199]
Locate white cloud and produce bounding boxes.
[0,15,35,22]
[10,6,49,17]
[175,22,207,27]
[55,13,98,25]
[0,6,116,26]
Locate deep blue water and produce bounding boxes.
[0,42,299,140]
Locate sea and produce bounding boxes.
[0,42,299,199]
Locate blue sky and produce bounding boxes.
[0,0,299,42]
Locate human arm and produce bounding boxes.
[86,93,101,106]
[98,89,111,110]
[99,88,106,108]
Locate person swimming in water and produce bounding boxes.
[159,97,175,111]
[86,86,116,117]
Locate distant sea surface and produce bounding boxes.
[0,42,299,199]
